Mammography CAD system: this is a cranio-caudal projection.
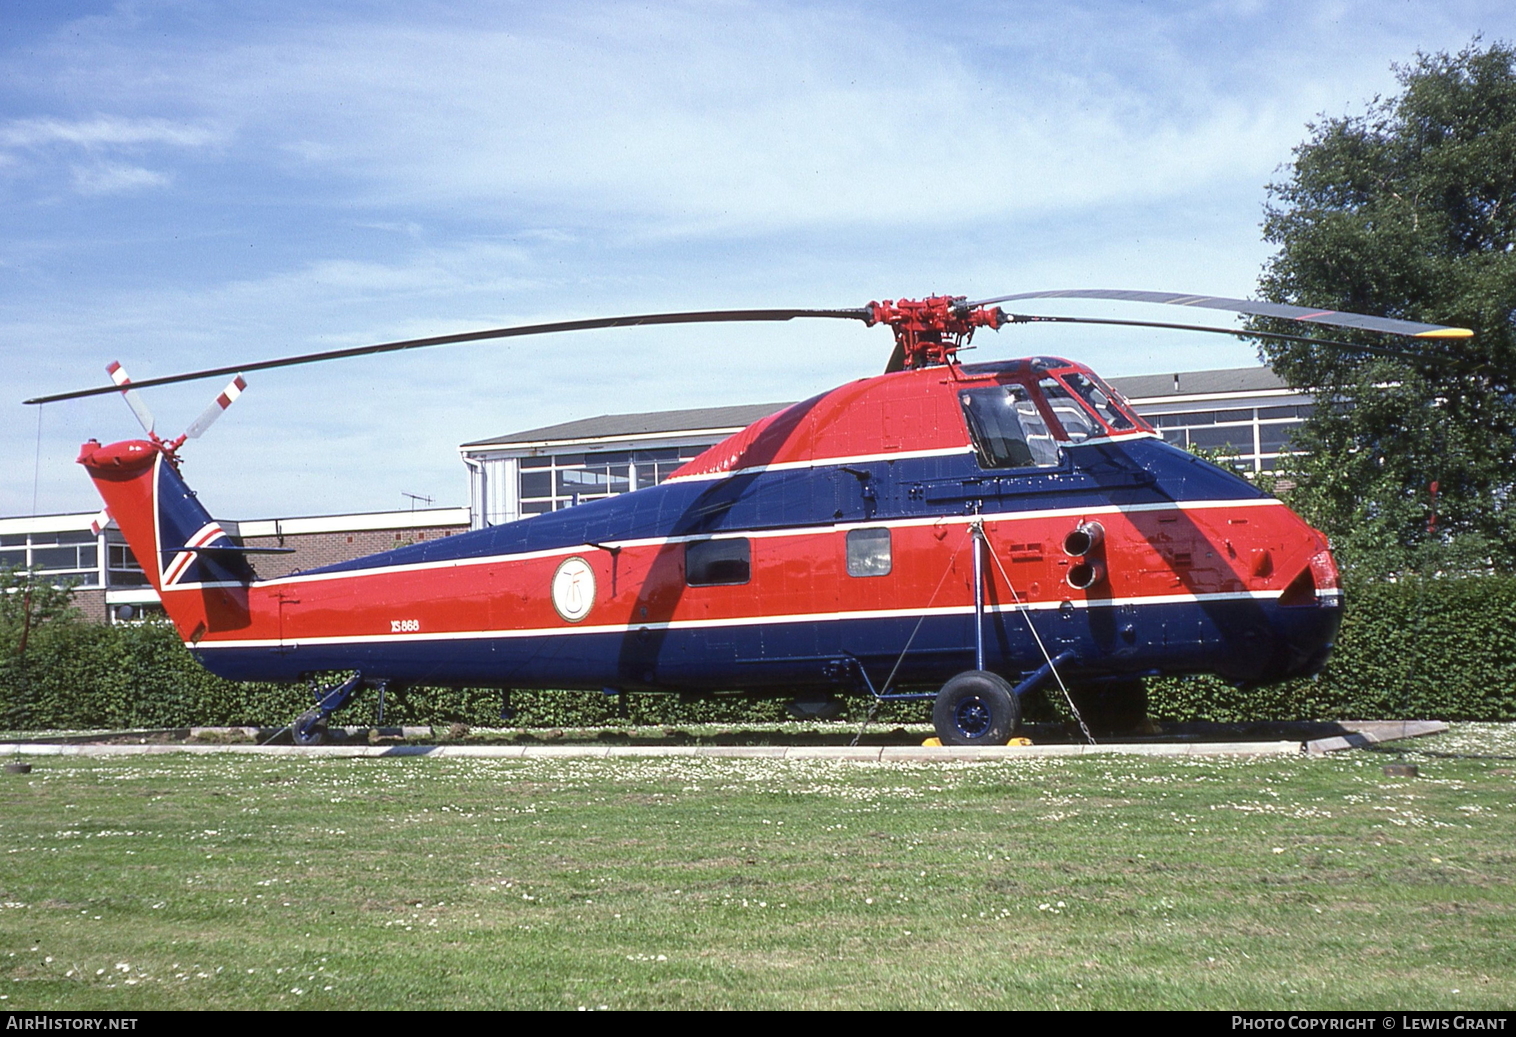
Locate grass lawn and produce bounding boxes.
[2,725,1514,1010]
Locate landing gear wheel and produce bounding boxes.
[292,710,329,747]
[932,670,1020,746]
[1065,680,1148,736]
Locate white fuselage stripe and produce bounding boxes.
[189,589,1288,650]
[164,521,227,585]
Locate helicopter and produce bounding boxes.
[28,289,1473,746]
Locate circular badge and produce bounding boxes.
[551,556,596,622]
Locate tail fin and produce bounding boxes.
[78,439,254,637]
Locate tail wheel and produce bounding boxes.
[1065,680,1148,735]
[292,710,329,747]
[932,670,1020,746]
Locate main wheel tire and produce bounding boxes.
[932,670,1020,746]
[292,710,328,747]
[1065,680,1148,735]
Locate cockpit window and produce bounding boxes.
[1062,372,1136,430]
[1037,378,1099,443]
[959,384,1062,469]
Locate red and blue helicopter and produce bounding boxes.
[27,290,1472,745]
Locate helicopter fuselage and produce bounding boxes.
[79,356,1343,704]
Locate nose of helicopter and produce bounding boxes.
[1212,544,1343,684]
[1276,546,1344,676]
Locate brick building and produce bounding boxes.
[231,509,471,580]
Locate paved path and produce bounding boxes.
[0,720,1447,762]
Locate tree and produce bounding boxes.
[0,568,84,727]
[0,567,80,658]
[1256,40,1516,576]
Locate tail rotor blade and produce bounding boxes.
[184,375,247,439]
[106,361,156,434]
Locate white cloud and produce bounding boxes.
[9,2,1506,236]
[0,5,1363,231]
[69,162,172,195]
[0,115,217,196]
[0,115,219,150]
[160,0,1482,237]
[215,14,1271,231]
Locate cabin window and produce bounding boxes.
[685,538,750,586]
[958,385,1061,469]
[846,528,892,577]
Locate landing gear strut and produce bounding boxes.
[289,672,367,746]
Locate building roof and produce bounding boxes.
[462,402,795,448]
[1107,366,1289,401]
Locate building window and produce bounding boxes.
[1149,405,1311,473]
[113,603,166,624]
[685,538,750,586]
[846,528,892,577]
[1,530,104,587]
[107,539,148,587]
[0,535,25,571]
[518,446,708,514]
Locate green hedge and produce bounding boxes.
[0,617,922,730]
[1148,572,1516,722]
[2,573,1514,730]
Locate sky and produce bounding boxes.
[4,0,1514,521]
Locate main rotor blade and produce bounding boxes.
[25,307,870,405]
[999,313,1469,366]
[974,289,1473,340]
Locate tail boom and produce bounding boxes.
[78,439,255,640]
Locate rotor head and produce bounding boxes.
[866,296,1008,371]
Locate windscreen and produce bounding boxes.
[1060,371,1151,433]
